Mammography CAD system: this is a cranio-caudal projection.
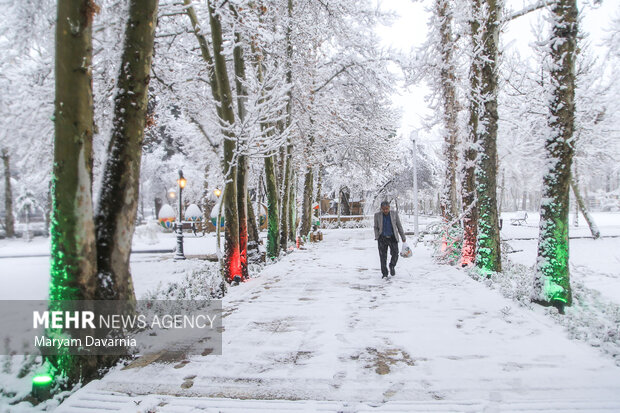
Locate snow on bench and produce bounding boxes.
[510,211,528,226]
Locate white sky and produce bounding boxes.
[374,0,619,142]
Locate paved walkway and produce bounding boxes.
[59,229,620,412]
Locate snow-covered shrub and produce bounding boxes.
[426,220,463,265]
[142,262,225,300]
[133,220,162,245]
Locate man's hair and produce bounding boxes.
[380,201,390,207]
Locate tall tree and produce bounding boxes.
[461,0,481,266]
[49,0,99,383]
[434,0,459,223]
[534,0,579,310]
[1,149,14,238]
[279,0,294,252]
[95,0,159,301]
[230,3,250,278]
[474,0,502,273]
[208,0,241,282]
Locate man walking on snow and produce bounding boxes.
[374,201,407,278]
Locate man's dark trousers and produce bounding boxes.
[378,235,398,276]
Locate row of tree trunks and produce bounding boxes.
[534,0,579,310]
[207,0,242,282]
[473,0,502,273]
[95,0,158,301]
[1,149,14,237]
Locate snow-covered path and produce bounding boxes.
[58,229,620,412]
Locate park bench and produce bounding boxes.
[510,211,528,226]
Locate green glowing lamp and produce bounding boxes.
[32,374,54,401]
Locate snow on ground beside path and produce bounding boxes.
[57,228,620,412]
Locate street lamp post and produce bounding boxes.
[174,170,187,260]
[214,188,222,251]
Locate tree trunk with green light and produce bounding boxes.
[300,167,313,237]
[436,0,459,223]
[208,0,241,282]
[50,0,99,384]
[95,0,158,302]
[474,0,502,274]
[535,0,578,309]
[1,149,14,238]
[264,154,280,259]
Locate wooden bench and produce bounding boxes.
[510,211,528,226]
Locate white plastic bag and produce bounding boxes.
[400,242,412,258]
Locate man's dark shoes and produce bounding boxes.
[389,265,395,276]
[382,273,388,279]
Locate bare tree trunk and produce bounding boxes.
[435,0,459,223]
[300,167,313,237]
[279,148,291,250]
[278,0,295,252]
[571,178,600,239]
[246,195,261,262]
[289,170,297,241]
[474,0,502,273]
[50,0,99,384]
[314,167,322,230]
[534,0,578,310]
[95,0,158,301]
[265,154,280,258]
[460,0,480,267]
[1,149,14,238]
[208,0,241,282]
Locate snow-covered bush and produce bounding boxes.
[142,262,226,300]
[133,220,163,245]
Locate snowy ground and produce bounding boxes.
[1,214,620,412]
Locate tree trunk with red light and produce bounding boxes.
[231,5,249,279]
[208,0,241,282]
